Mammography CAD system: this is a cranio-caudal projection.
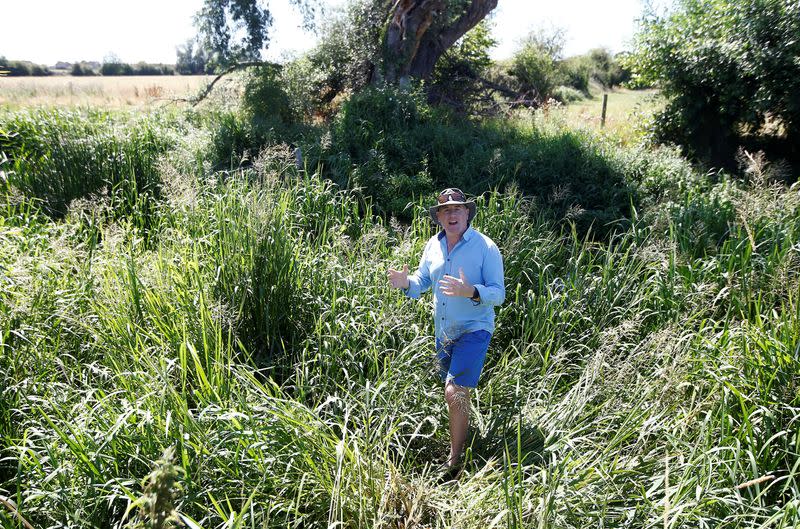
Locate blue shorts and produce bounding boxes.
[436,330,492,388]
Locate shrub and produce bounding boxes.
[428,21,498,112]
[628,0,800,167]
[556,56,590,94]
[134,62,175,75]
[327,85,435,215]
[509,42,559,103]
[552,85,585,103]
[279,55,330,119]
[315,86,634,233]
[585,48,631,89]
[70,62,96,76]
[0,58,52,76]
[176,38,212,75]
[242,64,295,128]
[100,61,135,75]
[290,0,384,116]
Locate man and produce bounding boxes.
[387,188,505,471]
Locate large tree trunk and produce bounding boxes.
[381,0,498,85]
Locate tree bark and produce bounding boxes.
[381,0,498,84]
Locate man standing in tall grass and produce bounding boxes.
[387,188,505,472]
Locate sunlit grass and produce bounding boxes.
[0,75,214,109]
[0,100,798,528]
[554,86,663,144]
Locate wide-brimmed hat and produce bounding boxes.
[428,188,477,224]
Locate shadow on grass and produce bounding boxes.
[467,410,546,467]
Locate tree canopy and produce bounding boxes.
[193,0,498,83]
[195,0,317,67]
[628,0,800,167]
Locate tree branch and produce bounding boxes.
[172,61,278,106]
[437,0,498,53]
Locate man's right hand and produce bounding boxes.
[387,264,410,290]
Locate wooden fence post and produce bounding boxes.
[601,93,608,128]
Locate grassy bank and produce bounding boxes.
[1,94,799,528]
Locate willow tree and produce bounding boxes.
[379,0,498,84]
[194,0,498,84]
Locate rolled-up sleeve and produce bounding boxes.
[474,243,505,306]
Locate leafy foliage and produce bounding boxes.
[242,64,295,127]
[281,0,384,117]
[2,134,799,526]
[586,48,630,88]
[0,109,177,224]
[0,57,52,76]
[428,21,498,112]
[628,0,800,167]
[194,0,317,68]
[69,62,97,76]
[100,61,175,76]
[508,28,566,103]
[314,85,634,232]
[2,88,800,528]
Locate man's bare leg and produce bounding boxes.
[445,382,470,467]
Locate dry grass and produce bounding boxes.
[0,75,213,109]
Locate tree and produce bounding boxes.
[101,55,135,76]
[193,0,498,84]
[628,0,800,167]
[507,27,566,104]
[379,0,498,84]
[195,0,317,68]
[428,20,498,111]
[176,38,213,75]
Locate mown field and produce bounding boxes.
[1,76,798,529]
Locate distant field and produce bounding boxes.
[0,75,214,108]
[555,87,662,142]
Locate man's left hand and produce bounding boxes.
[438,268,474,298]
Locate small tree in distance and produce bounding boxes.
[628,0,800,168]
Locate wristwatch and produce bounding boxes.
[471,287,480,301]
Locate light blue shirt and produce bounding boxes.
[405,226,505,340]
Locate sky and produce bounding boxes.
[0,0,650,66]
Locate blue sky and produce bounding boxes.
[1,0,649,65]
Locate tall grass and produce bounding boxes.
[1,102,799,528]
[0,108,179,224]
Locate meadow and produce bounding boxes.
[0,75,798,529]
[555,87,662,143]
[0,76,213,109]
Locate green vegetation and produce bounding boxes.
[0,109,179,219]
[628,0,800,168]
[0,57,52,77]
[1,2,799,525]
[1,87,799,526]
[100,61,176,76]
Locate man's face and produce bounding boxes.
[436,204,469,236]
